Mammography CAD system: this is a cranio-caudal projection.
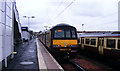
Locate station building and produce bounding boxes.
[0,0,22,70]
[21,27,30,41]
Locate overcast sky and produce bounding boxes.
[16,0,120,32]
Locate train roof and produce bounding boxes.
[51,23,75,29]
[77,31,120,37]
[40,23,76,34]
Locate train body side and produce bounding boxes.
[78,32,120,61]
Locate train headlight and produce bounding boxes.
[53,45,61,47]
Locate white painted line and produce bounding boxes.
[36,38,48,71]
[28,50,34,52]
[40,40,64,71]
[20,62,34,65]
[30,47,33,48]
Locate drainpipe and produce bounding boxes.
[4,0,7,67]
[11,0,15,59]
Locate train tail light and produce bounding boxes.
[53,45,61,47]
[70,45,73,47]
[69,45,77,47]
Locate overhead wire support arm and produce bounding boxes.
[55,0,76,18]
[46,0,65,23]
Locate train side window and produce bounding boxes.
[78,38,80,43]
[107,39,115,48]
[102,40,104,46]
[91,39,96,45]
[85,39,89,44]
[46,33,50,42]
[118,40,120,49]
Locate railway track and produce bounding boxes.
[74,54,115,71]
[69,59,85,71]
[59,59,85,71]
[58,53,114,71]
[77,51,120,70]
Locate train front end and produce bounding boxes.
[51,24,78,59]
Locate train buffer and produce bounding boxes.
[2,38,63,71]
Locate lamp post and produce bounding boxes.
[23,16,35,43]
[23,16,35,30]
[82,24,84,31]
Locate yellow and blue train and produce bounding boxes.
[38,23,78,59]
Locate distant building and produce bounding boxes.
[21,27,30,41]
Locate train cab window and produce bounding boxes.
[91,39,96,45]
[86,39,89,44]
[54,29,64,38]
[118,40,120,49]
[66,30,71,38]
[72,30,76,38]
[107,39,115,48]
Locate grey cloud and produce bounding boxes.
[71,2,103,17]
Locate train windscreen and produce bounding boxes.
[54,29,65,38]
[53,28,77,39]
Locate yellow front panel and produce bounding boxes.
[53,40,77,47]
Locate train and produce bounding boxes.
[38,23,78,59]
[78,31,120,61]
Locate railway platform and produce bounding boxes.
[36,38,63,71]
[2,38,63,71]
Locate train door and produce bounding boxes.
[98,38,104,54]
[81,37,84,49]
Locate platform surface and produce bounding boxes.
[2,38,63,71]
[3,38,39,71]
[36,38,63,71]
